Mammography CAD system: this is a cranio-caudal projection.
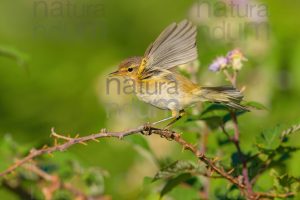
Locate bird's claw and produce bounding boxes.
[141,122,153,135]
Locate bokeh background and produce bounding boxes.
[0,0,299,199]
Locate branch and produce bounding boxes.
[0,126,144,177]
[223,69,237,88]
[0,125,245,190]
[199,125,210,200]
[222,68,254,198]
[22,163,88,200]
[230,111,253,196]
[221,115,253,197]
[256,191,295,199]
[1,124,295,199]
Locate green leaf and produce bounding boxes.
[168,185,200,200]
[201,103,230,115]
[0,46,29,69]
[125,134,157,163]
[143,176,153,186]
[126,134,151,152]
[247,155,268,180]
[215,185,243,200]
[160,173,192,197]
[243,101,268,110]
[270,169,299,193]
[187,103,227,129]
[187,103,247,129]
[222,110,247,124]
[256,126,282,151]
[153,160,199,181]
[52,189,72,200]
[83,169,105,196]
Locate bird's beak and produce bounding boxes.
[109,70,120,77]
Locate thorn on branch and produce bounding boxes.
[212,157,221,164]
[54,138,58,146]
[30,148,37,154]
[207,167,215,177]
[118,135,124,140]
[50,127,55,136]
[227,168,235,175]
[91,137,100,143]
[100,128,107,133]
[2,124,291,200]
[48,152,54,157]
[183,144,190,150]
[238,175,244,185]
[79,141,88,146]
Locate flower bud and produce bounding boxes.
[227,49,247,71]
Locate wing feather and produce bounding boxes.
[139,20,198,79]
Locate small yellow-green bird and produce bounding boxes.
[109,20,248,127]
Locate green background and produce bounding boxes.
[0,0,300,199]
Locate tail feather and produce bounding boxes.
[199,86,249,111]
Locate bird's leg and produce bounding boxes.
[141,122,162,135]
[164,110,185,130]
[142,116,175,135]
[152,116,175,125]
[149,110,185,130]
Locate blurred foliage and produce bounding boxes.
[1,0,300,199]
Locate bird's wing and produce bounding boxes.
[137,20,198,79]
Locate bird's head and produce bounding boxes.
[109,56,142,79]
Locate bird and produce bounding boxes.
[109,19,248,128]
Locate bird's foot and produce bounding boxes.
[141,122,154,135]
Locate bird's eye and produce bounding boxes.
[127,67,133,72]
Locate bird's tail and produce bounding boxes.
[197,86,249,111]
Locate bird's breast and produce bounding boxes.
[134,77,186,110]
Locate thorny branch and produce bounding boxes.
[223,69,254,198]
[0,126,142,177]
[0,126,242,188]
[0,125,295,199]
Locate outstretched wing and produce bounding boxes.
[138,20,198,79]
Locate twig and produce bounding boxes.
[231,111,253,197]
[0,126,144,177]
[250,159,272,185]
[22,163,87,200]
[221,115,253,198]
[23,163,53,181]
[255,191,295,199]
[222,67,254,198]
[221,118,254,199]
[0,125,294,199]
[223,69,237,87]
[199,125,210,200]
[0,125,245,190]
[152,128,246,189]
